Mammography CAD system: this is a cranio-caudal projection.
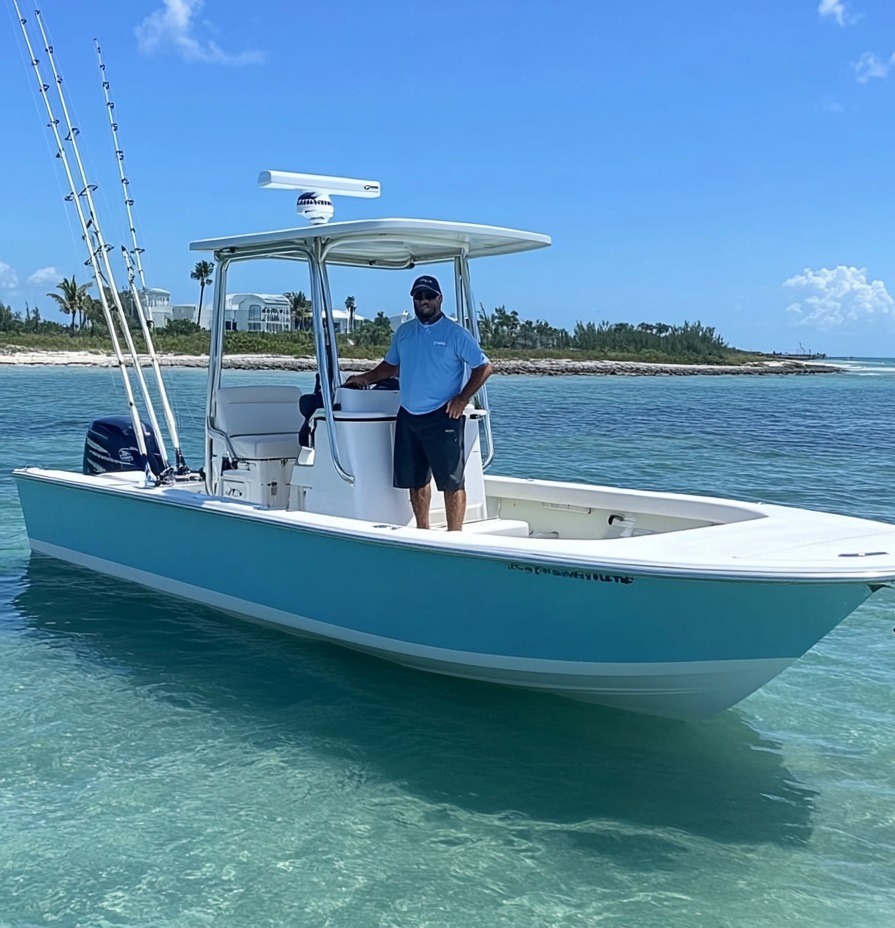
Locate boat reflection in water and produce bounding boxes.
[16,557,817,851]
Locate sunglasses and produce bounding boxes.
[412,290,439,301]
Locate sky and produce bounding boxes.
[2,0,895,356]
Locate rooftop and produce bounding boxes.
[190,218,551,268]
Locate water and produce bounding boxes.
[2,363,895,926]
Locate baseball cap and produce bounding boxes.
[410,275,441,296]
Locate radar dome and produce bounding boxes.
[296,192,334,225]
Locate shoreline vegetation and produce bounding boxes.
[0,348,839,376]
[1,303,835,375]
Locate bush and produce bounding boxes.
[163,320,202,336]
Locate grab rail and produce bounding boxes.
[309,250,354,484]
[458,254,495,469]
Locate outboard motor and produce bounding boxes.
[83,416,165,477]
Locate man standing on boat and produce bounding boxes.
[344,275,493,531]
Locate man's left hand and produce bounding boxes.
[446,396,467,419]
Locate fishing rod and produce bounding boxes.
[95,39,188,473]
[12,1,160,482]
[121,247,188,472]
[94,39,146,290]
[29,6,174,479]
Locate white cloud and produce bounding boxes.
[818,0,860,26]
[784,266,895,329]
[27,266,61,287]
[0,261,19,290]
[135,0,264,66]
[854,50,895,82]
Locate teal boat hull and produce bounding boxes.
[14,469,876,719]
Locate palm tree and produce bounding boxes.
[83,296,107,335]
[285,290,311,331]
[492,305,520,348]
[345,295,357,334]
[477,304,494,347]
[46,275,92,334]
[190,260,214,328]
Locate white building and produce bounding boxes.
[171,303,204,326]
[138,288,173,329]
[225,293,292,333]
[389,310,412,332]
[328,308,366,334]
[223,294,365,334]
[141,289,366,334]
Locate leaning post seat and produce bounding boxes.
[300,387,489,526]
[214,385,303,460]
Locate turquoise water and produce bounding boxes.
[2,364,895,926]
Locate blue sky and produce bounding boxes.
[2,0,895,355]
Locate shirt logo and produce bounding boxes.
[433,340,447,347]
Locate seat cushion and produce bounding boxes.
[216,385,303,460]
[217,385,303,436]
[229,433,301,460]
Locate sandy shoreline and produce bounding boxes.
[0,349,840,376]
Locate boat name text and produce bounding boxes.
[507,563,634,584]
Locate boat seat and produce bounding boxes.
[215,385,303,460]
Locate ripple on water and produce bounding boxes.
[1,367,895,926]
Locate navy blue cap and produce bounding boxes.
[410,275,441,296]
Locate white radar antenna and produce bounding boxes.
[258,170,381,224]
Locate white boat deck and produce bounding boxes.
[17,467,895,583]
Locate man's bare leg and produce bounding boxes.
[444,489,466,532]
[410,484,431,529]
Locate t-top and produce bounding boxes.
[384,315,490,415]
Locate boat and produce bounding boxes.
[12,170,895,720]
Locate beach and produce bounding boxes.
[0,349,839,375]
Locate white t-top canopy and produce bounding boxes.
[189,218,551,268]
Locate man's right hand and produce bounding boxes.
[343,374,367,389]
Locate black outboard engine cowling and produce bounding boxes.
[83,416,165,477]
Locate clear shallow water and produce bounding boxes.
[2,364,895,927]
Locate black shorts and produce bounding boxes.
[393,405,466,492]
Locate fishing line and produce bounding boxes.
[93,39,188,470]
[12,1,159,478]
[6,1,81,288]
[95,40,147,290]
[35,8,128,270]
[31,6,174,475]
